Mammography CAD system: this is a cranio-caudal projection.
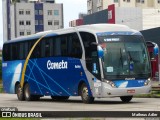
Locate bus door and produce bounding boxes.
[146,41,159,80]
[91,50,102,97]
[80,32,102,97]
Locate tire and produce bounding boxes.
[120,96,133,103]
[80,83,94,104]
[24,83,40,101]
[15,84,25,101]
[51,96,69,101]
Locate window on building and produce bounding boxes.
[26,10,30,15]
[35,20,38,25]
[97,7,102,11]
[35,10,38,15]
[158,0,160,3]
[48,10,52,15]
[39,20,43,25]
[127,0,130,2]
[19,21,24,25]
[114,0,118,2]
[98,0,101,3]
[136,0,140,2]
[88,0,91,6]
[54,20,59,25]
[48,20,52,25]
[123,0,125,1]
[26,21,31,25]
[19,9,24,15]
[20,31,24,36]
[27,30,31,35]
[141,0,144,3]
[87,1,90,6]
[54,10,59,16]
[39,10,43,15]
[88,10,92,14]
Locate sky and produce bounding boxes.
[0,0,87,49]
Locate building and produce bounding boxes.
[87,0,160,14]
[3,0,63,42]
[3,0,11,41]
[69,0,160,30]
[70,4,142,31]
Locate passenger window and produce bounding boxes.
[45,39,51,57]
[69,33,82,58]
[19,43,24,59]
[61,36,68,56]
[3,44,11,61]
[11,43,19,60]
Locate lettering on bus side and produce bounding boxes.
[47,60,68,70]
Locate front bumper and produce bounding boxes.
[100,82,151,97]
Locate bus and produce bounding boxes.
[2,24,151,103]
[146,41,159,80]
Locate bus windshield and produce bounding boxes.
[98,35,151,80]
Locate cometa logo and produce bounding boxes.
[47,60,68,70]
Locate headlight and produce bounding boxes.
[144,78,151,86]
[104,80,117,88]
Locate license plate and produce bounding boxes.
[127,89,135,93]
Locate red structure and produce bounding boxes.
[69,19,83,27]
[146,41,159,80]
[108,4,115,24]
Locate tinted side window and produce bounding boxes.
[29,40,37,58]
[11,43,20,60]
[19,42,25,59]
[80,32,100,79]
[3,42,25,61]
[3,44,11,61]
[68,33,82,58]
[45,38,52,57]
[61,35,68,56]
[51,33,82,58]
[3,33,82,61]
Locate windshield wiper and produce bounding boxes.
[119,48,123,68]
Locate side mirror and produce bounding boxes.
[154,44,159,56]
[97,45,104,58]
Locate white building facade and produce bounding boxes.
[87,0,160,30]
[87,0,160,14]
[3,0,11,42]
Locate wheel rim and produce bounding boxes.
[17,86,22,97]
[25,85,29,99]
[82,86,88,100]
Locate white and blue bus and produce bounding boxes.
[2,24,151,103]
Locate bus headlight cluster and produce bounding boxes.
[144,78,151,86]
[105,80,117,88]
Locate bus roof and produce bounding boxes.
[4,24,141,44]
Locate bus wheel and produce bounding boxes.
[24,83,35,101]
[16,84,25,101]
[80,83,94,104]
[120,96,133,103]
[51,96,69,101]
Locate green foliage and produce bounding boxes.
[0,87,3,93]
[134,91,160,98]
